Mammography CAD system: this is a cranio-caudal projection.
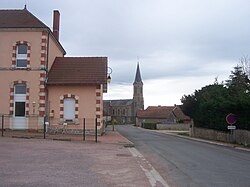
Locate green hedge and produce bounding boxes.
[142,123,157,130]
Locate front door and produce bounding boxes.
[13,84,27,129]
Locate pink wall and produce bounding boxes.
[48,34,64,70]
[48,85,97,119]
[0,31,42,67]
[0,30,64,115]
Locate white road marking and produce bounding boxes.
[128,147,169,187]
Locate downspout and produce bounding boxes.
[45,30,50,121]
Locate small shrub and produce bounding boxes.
[143,123,156,130]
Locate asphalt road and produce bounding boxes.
[116,125,250,187]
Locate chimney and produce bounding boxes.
[53,10,60,40]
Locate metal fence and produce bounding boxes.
[0,115,99,142]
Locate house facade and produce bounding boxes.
[103,63,144,124]
[0,8,107,133]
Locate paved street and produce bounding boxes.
[116,125,250,187]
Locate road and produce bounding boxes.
[116,125,250,187]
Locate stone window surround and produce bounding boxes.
[59,94,79,124]
[12,41,31,69]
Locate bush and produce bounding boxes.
[142,123,156,130]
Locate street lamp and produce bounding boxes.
[107,67,112,83]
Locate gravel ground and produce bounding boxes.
[0,130,151,187]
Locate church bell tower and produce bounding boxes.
[133,63,144,116]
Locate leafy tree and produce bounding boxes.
[181,64,250,131]
[225,65,250,130]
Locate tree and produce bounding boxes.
[225,65,250,130]
[239,55,250,79]
[181,64,250,131]
[181,83,230,131]
[225,65,250,96]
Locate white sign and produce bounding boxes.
[227,126,236,130]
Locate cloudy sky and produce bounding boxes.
[2,0,250,107]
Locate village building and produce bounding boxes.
[0,7,108,134]
[136,105,191,127]
[103,63,144,124]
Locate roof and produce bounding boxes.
[104,99,133,107]
[0,8,48,28]
[137,106,174,119]
[0,8,66,55]
[47,57,107,85]
[137,105,191,120]
[134,63,143,84]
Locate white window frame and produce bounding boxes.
[14,84,26,117]
[16,44,27,68]
[64,98,75,121]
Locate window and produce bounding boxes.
[64,98,75,121]
[14,84,26,117]
[15,84,26,94]
[15,102,25,116]
[16,44,27,68]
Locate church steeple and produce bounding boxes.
[133,62,144,116]
[134,63,143,84]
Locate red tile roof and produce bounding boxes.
[0,9,48,28]
[0,8,66,55]
[47,57,107,85]
[137,105,190,121]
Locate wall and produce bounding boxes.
[48,85,100,131]
[191,127,250,146]
[0,31,44,115]
[47,34,64,71]
[137,118,175,127]
[156,123,190,131]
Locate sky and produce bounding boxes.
[1,0,250,107]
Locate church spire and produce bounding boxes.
[134,63,143,84]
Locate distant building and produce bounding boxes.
[136,105,191,126]
[103,63,144,124]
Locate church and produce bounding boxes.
[103,63,144,124]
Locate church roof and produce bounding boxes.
[134,63,143,84]
[104,99,133,107]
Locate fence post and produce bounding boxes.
[83,118,85,141]
[1,114,4,137]
[43,116,46,139]
[95,118,98,143]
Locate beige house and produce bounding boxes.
[0,7,107,133]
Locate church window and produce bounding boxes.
[113,109,115,115]
[123,109,125,116]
